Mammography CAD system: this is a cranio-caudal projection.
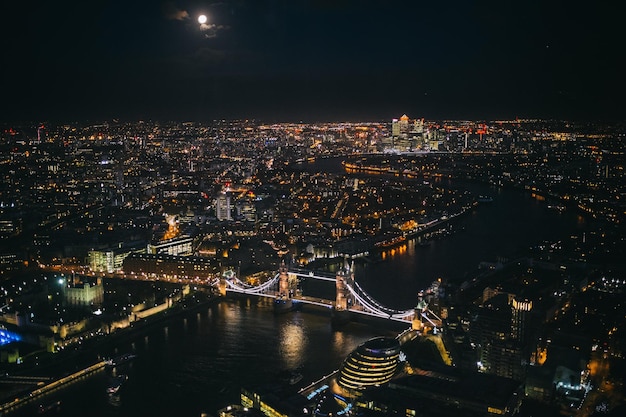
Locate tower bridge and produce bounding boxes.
[221,261,443,332]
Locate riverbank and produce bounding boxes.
[0,292,222,396]
[306,201,473,271]
[0,361,106,415]
[0,294,225,416]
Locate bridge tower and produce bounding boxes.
[412,295,442,333]
[335,270,349,310]
[335,259,355,310]
[412,298,428,332]
[278,260,290,297]
[275,260,299,313]
[218,277,227,297]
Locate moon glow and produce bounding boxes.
[198,15,207,24]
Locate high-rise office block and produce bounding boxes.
[215,193,232,221]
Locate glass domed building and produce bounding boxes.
[337,337,401,391]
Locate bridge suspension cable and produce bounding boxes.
[225,273,280,294]
[351,281,413,315]
[346,284,414,319]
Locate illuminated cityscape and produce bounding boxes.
[1,1,624,416]
[0,116,624,416]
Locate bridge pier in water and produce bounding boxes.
[274,261,299,312]
[218,277,227,297]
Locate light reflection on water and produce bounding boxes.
[100,299,396,417]
[279,321,307,369]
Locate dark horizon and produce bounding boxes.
[2,1,623,123]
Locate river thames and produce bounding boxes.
[353,178,589,310]
[13,166,589,417]
[14,299,399,417]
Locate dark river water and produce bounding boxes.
[12,157,588,417]
[297,156,588,310]
[14,299,397,417]
[354,179,588,310]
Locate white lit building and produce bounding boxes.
[215,193,232,221]
[63,277,104,308]
[147,236,193,256]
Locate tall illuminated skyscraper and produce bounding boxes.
[398,114,409,133]
[215,193,232,221]
[392,114,410,137]
[391,118,400,137]
[511,298,532,344]
[471,293,534,381]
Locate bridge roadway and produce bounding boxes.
[225,287,337,309]
[44,265,413,322]
[46,264,418,324]
[288,268,337,281]
[224,287,415,324]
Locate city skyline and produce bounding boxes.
[2,0,623,123]
[0,116,624,415]
[1,2,625,415]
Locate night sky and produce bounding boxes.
[1,1,623,122]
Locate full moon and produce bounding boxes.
[198,15,207,24]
